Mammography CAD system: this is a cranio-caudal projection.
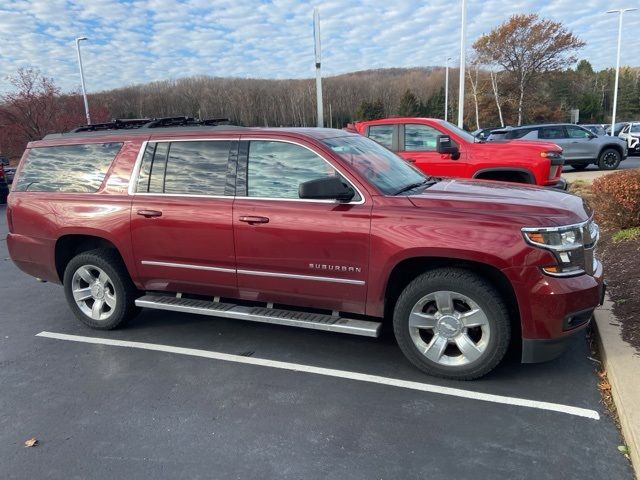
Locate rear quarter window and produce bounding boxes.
[14,143,123,193]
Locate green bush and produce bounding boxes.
[592,170,640,229]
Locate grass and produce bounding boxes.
[612,227,640,243]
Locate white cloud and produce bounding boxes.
[0,0,638,93]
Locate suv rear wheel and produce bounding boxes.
[393,268,510,380]
[598,148,621,170]
[63,248,139,330]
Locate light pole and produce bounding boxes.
[606,8,636,136]
[313,8,324,128]
[75,36,91,126]
[457,0,466,128]
[444,57,452,122]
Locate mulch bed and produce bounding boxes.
[598,231,640,352]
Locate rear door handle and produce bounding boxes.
[137,209,162,218]
[239,216,269,224]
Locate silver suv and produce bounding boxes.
[488,123,628,170]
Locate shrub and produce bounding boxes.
[591,169,640,229]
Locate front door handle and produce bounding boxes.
[137,209,162,218]
[239,216,269,225]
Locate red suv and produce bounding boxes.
[351,117,566,189]
[7,122,603,379]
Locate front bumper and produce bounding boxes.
[546,177,567,190]
[503,260,605,363]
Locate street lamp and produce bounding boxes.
[313,8,323,128]
[606,8,636,136]
[75,36,91,126]
[457,0,466,128]
[444,57,452,122]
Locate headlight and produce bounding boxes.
[540,151,562,159]
[522,224,590,276]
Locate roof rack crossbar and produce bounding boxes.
[69,116,233,133]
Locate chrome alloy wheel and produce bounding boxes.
[71,264,117,321]
[408,290,490,367]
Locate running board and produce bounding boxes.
[135,294,381,338]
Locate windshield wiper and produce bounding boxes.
[393,178,436,196]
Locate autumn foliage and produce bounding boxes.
[592,170,640,229]
[0,68,110,160]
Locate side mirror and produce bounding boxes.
[299,176,355,202]
[436,135,461,160]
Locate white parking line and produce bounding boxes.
[37,331,600,420]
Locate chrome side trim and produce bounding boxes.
[237,268,365,285]
[141,260,235,274]
[140,261,365,285]
[128,137,367,205]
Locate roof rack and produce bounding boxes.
[70,116,233,133]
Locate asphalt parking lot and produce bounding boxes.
[0,206,634,480]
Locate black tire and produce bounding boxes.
[571,163,589,171]
[63,248,140,330]
[597,148,621,170]
[393,268,511,380]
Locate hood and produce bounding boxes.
[408,178,591,227]
[486,139,561,151]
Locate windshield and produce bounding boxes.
[322,135,426,195]
[437,120,477,143]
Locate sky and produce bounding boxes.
[0,0,639,94]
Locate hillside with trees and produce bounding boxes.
[1,14,639,159]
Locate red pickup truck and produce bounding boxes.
[6,122,602,379]
[351,118,567,189]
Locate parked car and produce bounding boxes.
[580,124,607,136]
[471,127,502,141]
[350,118,566,189]
[488,123,628,170]
[0,163,8,204]
[7,121,604,380]
[0,156,16,184]
[618,122,640,155]
[605,122,629,137]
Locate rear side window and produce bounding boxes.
[505,128,535,140]
[136,141,231,195]
[14,143,122,193]
[540,126,566,140]
[367,125,394,149]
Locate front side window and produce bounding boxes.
[136,141,231,195]
[367,125,394,149]
[630,124,640,133]
[247,141,338,199]
[404,124,440,151]
[566,126,591,139]
[14,143,122,193]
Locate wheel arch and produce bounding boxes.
[382,256,521,343]
[598,143,623,158]
[55,234,127,283]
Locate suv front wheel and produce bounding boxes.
[63,248,140,330]
[598,148,621,170]
[393,268,510,380]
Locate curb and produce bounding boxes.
[594,295,640,478]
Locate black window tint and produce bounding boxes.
[247,141,337,199]
[404,124,440,151]
[14,143,122,193]
[368,125,394,149]
[163,141,231,195]
[148,143,168,193]
[540,127,566,139]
